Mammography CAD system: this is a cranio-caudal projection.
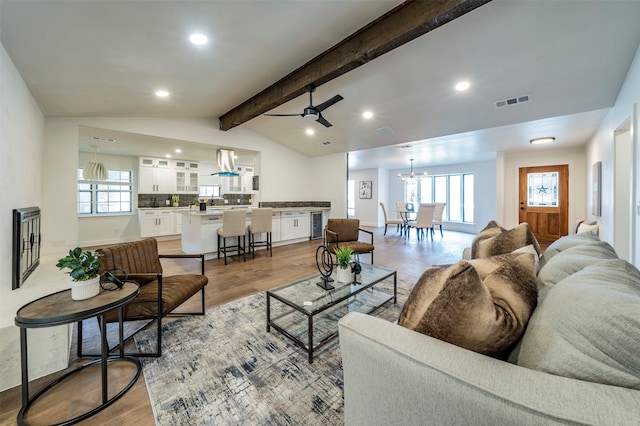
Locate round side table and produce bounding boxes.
[15,282,140,426]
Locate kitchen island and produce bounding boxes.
[180,206,330,259]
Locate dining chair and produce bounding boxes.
[432,202,446,237]
[248,207,273,258]
[217,209,248,265]
[406,203,435,240]
[379,202,403,235]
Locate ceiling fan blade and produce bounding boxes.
[316,114,332,128]
[264,113,304,117]
[315,94,343,112]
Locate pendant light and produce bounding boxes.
[397,159,426,181]
[83,146,107,181]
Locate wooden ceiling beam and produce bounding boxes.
[219,0,491,131]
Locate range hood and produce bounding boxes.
[211,149,239,176]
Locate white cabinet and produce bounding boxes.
[139,158,173,193]
[280,211,310,241]
[175,170,199,193]
[181,214,222,257]
[139,209,176,237]
[139,157,200,194]
[174,161,199,194]
[271,212,281,242]
[221,166,254,194]
[140,157,171,169]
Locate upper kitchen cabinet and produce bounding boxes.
[139,157,200,194]
[223,166,255,194]
[174,160,199,194]
[139,157,173,193]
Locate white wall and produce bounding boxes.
[349,168,380,227]
[387,160,497,233]
[501,146,587,232]
[587,43,640,266]
[1,43,72,392]
[310,152,347,219]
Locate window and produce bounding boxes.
[78,169,132,215]
[199,185,220,199]
[410,173,474,223]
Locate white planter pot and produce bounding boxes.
[71,276,100,300]
[336,266,352,283]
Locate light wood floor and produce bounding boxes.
[0,226,474,426]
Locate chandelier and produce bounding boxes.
[397,159,426,181]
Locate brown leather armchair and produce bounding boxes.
[78,237,207,357]
[324,218,375,264]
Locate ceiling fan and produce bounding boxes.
[264,84,343,127]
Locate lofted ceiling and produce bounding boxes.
[2,0,640,171]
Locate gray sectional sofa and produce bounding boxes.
[339,232,640,425]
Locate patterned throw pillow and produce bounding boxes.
[471,221,540,259]
[397,252,538,358]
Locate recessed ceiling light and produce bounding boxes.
[455,81,470,91]
[155,90,169,98]
[362,111,374,119]
[175,148,182,153]
[530,137,556,145]
[189,33,208,45]
[165,154,172,158]
[306,128,315,135]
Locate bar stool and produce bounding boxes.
[217,209,248,265]
[248,208,273,258]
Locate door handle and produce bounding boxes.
[520,207,525,210]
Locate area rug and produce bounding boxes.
[134,279,413,425]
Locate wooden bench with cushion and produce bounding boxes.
[77,237,207,357]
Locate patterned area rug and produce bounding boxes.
[134,279,413,425]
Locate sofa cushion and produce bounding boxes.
[536,239,618,301]
[471,221,540,259]
[518,259,640,389]
[398,252,537,358]
[537,231,601,270]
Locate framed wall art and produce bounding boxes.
[359,181,372,199]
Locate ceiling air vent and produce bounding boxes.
[494,94,530,108]
[373,127,395,136]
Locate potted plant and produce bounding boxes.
[334,246,353,283]
[56,247,102,300]
[171,194,180,207]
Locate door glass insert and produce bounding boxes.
[527,172,558,207]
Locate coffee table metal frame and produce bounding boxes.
[15,282,141,426]
[266,263,396,363]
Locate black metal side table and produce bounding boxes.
[15,282,140,426]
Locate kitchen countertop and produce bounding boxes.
[179,206,330,216]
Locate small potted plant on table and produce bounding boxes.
[334,246,354,283]
[56,247,102,300]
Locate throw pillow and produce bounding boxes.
[576,221,599,236]
[398,252,538,358]
[471,221,540,259]
[518,259,640,390]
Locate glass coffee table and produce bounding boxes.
[266,263,396,363]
